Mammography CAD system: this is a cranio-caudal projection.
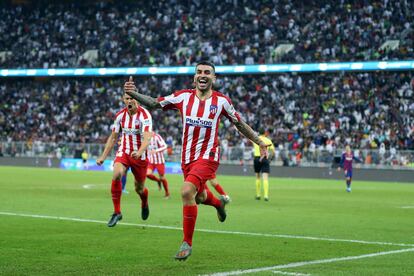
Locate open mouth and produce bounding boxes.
[128,104,133,109]
[198,78,209,87]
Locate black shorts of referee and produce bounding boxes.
[253,156,270,173]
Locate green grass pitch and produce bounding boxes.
[0,166,413,275]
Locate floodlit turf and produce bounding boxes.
[0,166,413,275]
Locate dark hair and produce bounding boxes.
[258,128,266,135]
[196,61,215,73]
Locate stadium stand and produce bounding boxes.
[0,1,413,166]
[1,71,413,150]
[0,0,413,68]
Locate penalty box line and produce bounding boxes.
[204,247,414,276]
[0,211,413,248]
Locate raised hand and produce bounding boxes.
[124,75,137,94]
[123,75,161,110]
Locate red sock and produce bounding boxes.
[213,183,226,196]
[162,179,170,196]
[202,188,221,208]
[111,179,122,213]
[147,174,160,182]
[138,187,148,208]
[183,205,198,246]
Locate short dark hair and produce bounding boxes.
[196,61,215,73]
[258,128,266,135]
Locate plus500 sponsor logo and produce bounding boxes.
[185,117,213,128]
[123,128,140,135]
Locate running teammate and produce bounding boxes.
[97,91,152,227]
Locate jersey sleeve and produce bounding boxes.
[157,90,187,111]
[111,113,122,133]
[140,109,153,133]
[157,135,167,148]
[156,135,167,152]
[221,97,241,123]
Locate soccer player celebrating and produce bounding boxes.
[124,61,269,261]
[338,145,361,192]
[146,132,170,198]
[97,91,152,227]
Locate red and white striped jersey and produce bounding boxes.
[112,106,152,160]
[158,89,241,164]
[147,133,167,164]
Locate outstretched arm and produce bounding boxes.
[124,76,161,110]
[233,119,270,159]
[233,120,262,145]
[353,156,362,163]
[96,132,119,165]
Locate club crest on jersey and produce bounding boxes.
[185,116,213,128]
[209,105,218,114]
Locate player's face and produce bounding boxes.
[345,145,351,153]
[123,94,138,112]
[194,64,216,92]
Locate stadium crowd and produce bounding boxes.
[0,0,413,68]
[1,71,413,163]
[0,0,413,165]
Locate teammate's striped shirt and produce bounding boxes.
[147,133,167,164]
[158,89,241,164]
[112,106,152,160]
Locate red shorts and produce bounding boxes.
[181,159,219,194]
[114,153,148,183]
[147,163,165,175]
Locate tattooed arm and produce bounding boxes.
[233,119,270,159]
[233,120,264,146]
[124,76,161,110]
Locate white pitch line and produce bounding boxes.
[205,248,414,276]
[400,206,414,209]
[1,211,413,248]
[273,270,310,276]
[82,184,97,189]
[196,230,414,248]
